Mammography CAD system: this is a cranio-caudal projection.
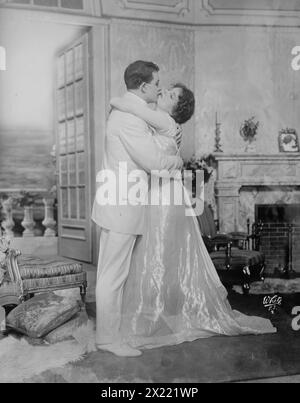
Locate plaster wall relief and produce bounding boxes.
[3,0,300,24]
[241,163,297,180]
[101,0,195,23]
[204,0,300,14]
[100,0,300,25]
[110,22,195,158]
[200,0,300,26]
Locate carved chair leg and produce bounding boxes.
[225,242,232,271]
[260,265,265,282]
[242,266,251,295]
[80,283,87,304]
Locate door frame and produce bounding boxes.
[87,24,110,265]
[10,7,111,264]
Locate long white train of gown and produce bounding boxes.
[120,180,276,350]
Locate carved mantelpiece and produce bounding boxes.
[215,154,300,233]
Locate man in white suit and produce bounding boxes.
[92,61,183,357]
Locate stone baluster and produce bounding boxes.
[42,198,57,237]
[1,198,15,238]
[21,206,35,237]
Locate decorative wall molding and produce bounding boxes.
[101,0,195,23]
[102,0,300,26]
[2,0,300,26]
[117,0,190,16]
[202,0,300,18]
[85,0,102,17]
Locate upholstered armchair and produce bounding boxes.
[0,236,87,310]
[197,203,265,294]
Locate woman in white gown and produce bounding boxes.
[110,85,276,350]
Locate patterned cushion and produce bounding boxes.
[6,292,81,338]
[44,309,89,344]
[18,256,83,280]
[22,272,87,293]
[211,248,264,271]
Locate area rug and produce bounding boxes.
[233,278,300,295]
[0,320,96,383]
[19,296,300,384]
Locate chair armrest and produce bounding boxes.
[211,234,233,245]
[5,249,22,284]
[0,236,22,284]
[202,235,232,252]
[228,232,249,241]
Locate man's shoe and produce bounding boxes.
[96,343,142,357]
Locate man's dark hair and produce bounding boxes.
[171,83,195,125]
[124,60,159,90]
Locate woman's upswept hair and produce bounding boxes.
[171,83,195,125]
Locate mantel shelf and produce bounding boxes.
[214,153,300,161]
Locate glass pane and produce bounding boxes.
[8,0,31,3]
[75,80,84,116]
[34,0,58,6]
[60,155,68,187]
[57,89,66,122]
[76,117,85,151]
[74,44,83,80]
[61,0,83,9]
[66,49,74,84]
[77,152,85,185]
[70,188,77,219]
[68,154,76,186]
[59,123,66,154]
[61,188,69,219]
[79,187,86,219]
[67,119,75,153]
[66,85,74,119]
[57,55,65,88]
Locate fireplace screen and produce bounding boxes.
[256,204,300,274]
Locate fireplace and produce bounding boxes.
[214,154,300,273]
[256,204,300,273]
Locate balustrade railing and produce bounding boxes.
[0,191,57,238]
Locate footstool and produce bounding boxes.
[0,238,87,309]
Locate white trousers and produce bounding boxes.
[96,228,137,345]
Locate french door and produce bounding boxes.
[56,32,92,262]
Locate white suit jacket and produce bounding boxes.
[91,92,182,235]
